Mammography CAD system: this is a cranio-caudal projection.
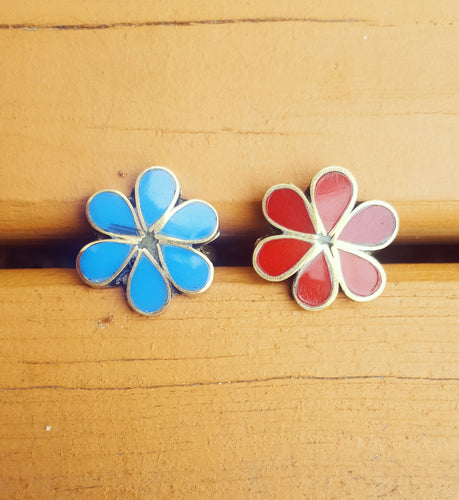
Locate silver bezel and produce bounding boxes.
[292,245,339,311]
[76,239,139,288]
[157,242,215,295]
[126,249,172,316]
[86,189,143,240]
[134,166,180,233]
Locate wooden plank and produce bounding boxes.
[0,265,458,497]
[0,1,458,242]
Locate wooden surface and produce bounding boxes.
[1,2,458,498]
[0,265,458,498]
[0,1,458,241]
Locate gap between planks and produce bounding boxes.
[1,200,458,244]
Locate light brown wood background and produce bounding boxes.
[0,2,458,498]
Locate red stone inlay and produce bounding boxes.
[338,204,396,246]
[314,171,353,233]
[257,238,312,277]
[339,250,382,297]
[296,251,332,307]
[265,187,315,234]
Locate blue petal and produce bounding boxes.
[159,201,218,242]
[136,168,179,229]
[161,245,212,292]
[78,240,135,285]
[88,191,140,237]
[127,252,170,315]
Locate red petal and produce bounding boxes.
[295,251,333,308]
[338,203,397,247]
[256,238,312,277]
[313,171,354,233]
[338,250,382,297]
[265,187,315,233]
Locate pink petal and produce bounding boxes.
[338,203,397,248]
[313,170,354,233]
[294,251,334,308]
[265,187,315,234]
[256,237,312,278]
[338,249,383,298]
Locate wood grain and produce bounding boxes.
[0,1,458,242]
[1,265,458,498]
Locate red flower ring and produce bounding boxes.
[253,167,399,310]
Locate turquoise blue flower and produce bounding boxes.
[77,167,219,315]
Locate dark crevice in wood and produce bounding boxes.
[0,237,457,269]
[1,374,458,392]
[0,18,365,31]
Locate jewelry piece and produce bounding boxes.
[77,167,219,316]
[253,167,399,310]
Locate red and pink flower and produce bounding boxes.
[253,167,399,310]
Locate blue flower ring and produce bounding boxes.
[76,167,219,316]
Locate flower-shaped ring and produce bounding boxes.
[77,167,219,316]
[253,167,399,310]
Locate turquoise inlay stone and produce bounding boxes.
[137,168,177,228]
[159,201,217,241]
[79,241,134,284]
[88,191,139,237]
[162,245,211,292]
[128,253,169,314]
